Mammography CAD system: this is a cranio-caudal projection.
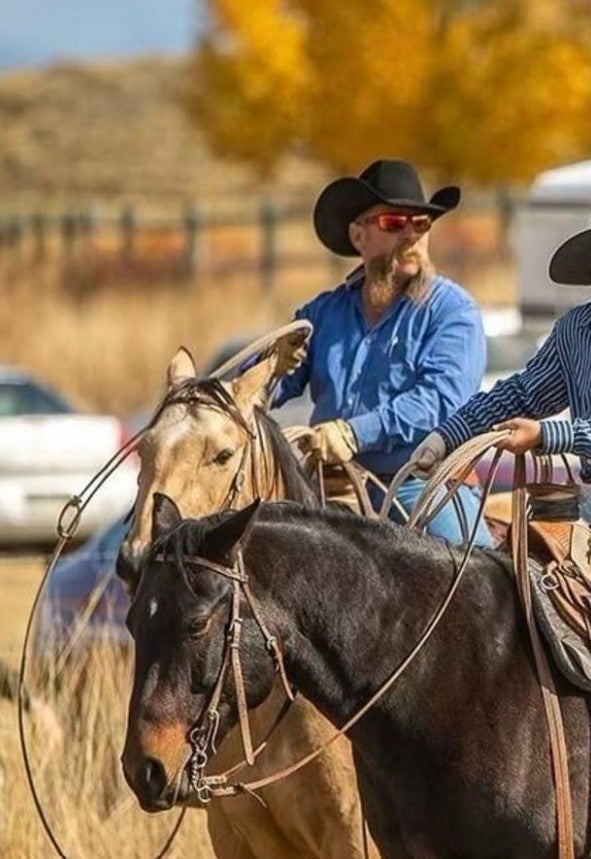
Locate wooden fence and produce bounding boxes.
[0,202,348,295]
[0,200,510,299]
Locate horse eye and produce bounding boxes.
[185,616,210,638]
[214,448,234,465]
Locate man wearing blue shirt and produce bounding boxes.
[410,227,591,522]
[275,159,492,545]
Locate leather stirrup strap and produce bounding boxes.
[512,455,574,859]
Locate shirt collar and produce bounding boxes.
[344,264,364,290]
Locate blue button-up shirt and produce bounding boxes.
[274,268,486,475]
[439,301,591,482]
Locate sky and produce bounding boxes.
[0,0,202,70]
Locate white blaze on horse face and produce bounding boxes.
[148,597,159,620]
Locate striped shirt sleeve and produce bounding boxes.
[438,321,570,451]
[539,418,591,458]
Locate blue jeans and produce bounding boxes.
[369,476,494,548]
[579,488,591,524]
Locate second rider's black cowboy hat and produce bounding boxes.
[549,228,591,285]
[313,159,461,257]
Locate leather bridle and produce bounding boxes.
[153,459,492,806]
[151,548,294,804]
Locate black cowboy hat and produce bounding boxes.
[313,159,461,257]
[549,228,591,285]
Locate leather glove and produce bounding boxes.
[274,331,309,376]
[409,431,447,479]
[298,420,358,465]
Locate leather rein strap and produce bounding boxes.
[181,433,577,859]
[185,474,492,802]
[512,455,574,859]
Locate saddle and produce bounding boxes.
[507,483,591,691]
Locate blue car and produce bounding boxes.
[34,515,130,654]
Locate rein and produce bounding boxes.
[174,446,499,804]
[172,430,577,859]
[15,320,310,858]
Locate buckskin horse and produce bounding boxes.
[118,347,379,859]
[122,495,591,859]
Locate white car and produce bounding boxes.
[0,366,138,545]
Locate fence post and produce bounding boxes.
[31,212,47,260]
[260,200,277,296]
[6,216,24,257]
[183,203,202,279]
[61,211,77,255]
[120,204,137,261]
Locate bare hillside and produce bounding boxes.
[0,56,328,212]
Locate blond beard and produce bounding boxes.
[364,244,433,314]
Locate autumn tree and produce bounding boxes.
[186,0,591,184]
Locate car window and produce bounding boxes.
[0,381,72,417]
[485,332,541,375]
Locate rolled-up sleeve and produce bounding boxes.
[349,299,486,452]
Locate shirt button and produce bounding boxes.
[347,395,354,406]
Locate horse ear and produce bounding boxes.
[208,499,262,557]
[167,347,196,387]
[230,358,275,415]
[152,493,183,540]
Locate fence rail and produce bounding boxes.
[0,200,509,298]
[0,202,345,295]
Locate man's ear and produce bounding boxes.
[205,499,262,559]
[348,222,364,255]
[167,347,196,387]
[151,493,183,540]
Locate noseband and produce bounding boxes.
[152,548,294,804]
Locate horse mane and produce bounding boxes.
[253,407,317,508]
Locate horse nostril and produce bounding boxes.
[140,757,167,801]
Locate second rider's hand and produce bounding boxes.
[492,418,542,454]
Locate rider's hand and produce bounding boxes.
[492,418,542,454]
[298,420,358,465]
[409,431,447,479]
[274,332,309,376]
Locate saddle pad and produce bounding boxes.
[529,559,591,693]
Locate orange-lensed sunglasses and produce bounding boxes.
[356,212,432,234]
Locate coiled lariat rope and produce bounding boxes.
[16,320,314,859]
[190,431,511,803]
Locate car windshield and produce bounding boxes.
[0,381,72,417]
[485,331,542,374]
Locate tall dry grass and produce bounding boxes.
[0,234,343,416]
[0,637,215,858]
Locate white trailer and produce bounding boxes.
[516,160,591,320]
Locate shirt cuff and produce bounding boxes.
[438,414,474,453]
[538,419,575,454]
[347,412,384,452]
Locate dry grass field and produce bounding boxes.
[0,555,216,858]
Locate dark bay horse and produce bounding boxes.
[118,349,379,859]
[123,497,591,859]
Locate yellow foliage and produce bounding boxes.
[191,0,591,184]
[186,0,310,174]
